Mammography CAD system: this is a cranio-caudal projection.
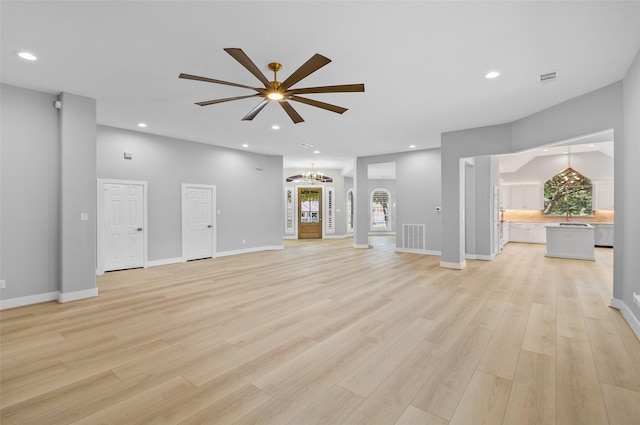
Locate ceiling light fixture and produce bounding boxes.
[286,163,333,185]
[485,71,500,79]
[16,51,37,61]
[313,150,320,154]
[409,145,416,149]
[271,125,280,130]
[137,122,147,128]
[242,144,249,148]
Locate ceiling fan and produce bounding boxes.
[179,48,365,124]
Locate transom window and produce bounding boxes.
[544,167,593,217]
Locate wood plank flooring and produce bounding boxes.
[1,237,639,424]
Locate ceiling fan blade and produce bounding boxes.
[286,83,365,95]
[179,73,264,93]
[242,100,269,121]
[224,48,273,89]
[278,100,304,123]
[279,54,332,91]
[195,94,261,106]
[288,95,348,114]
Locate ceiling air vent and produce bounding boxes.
[538,71,558,83]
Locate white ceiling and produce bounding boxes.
[2,1,639,173]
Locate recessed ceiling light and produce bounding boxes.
[271,125,280,130]
[485,71,500,79]
[313,150,320,154]
[542,149,549,152]
[409,145,416,149]
[16,51,37,61]
[588,144,595,147]
[242,144,249,148]
[137,123,147,128]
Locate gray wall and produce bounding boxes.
[1,84,61,299]
[1,85,98,301]
[60,92,97,295]
[97,126,283,260]
[620,48,640,323]
[354,149,442,251]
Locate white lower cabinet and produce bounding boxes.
[509,223,547,244]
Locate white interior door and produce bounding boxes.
[182,184,216,261]
[103,183,145,271]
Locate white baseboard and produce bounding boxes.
[466,253,497,261]
[1,287,98,310]
[147,257,185,267]
[216,245,284,258]
[610,297,640,342]
[58,287,99,303]
[353,243,372,249]
[0,291,59,310]
[283,235,296,240]
[395,248,442,256]
[440,260,467,270]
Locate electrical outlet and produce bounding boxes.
[0,280,6,289]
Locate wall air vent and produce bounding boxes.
[538,71,558,83]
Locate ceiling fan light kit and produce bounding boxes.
[179,48,365,123]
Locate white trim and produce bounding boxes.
[323,234,347,239]
[440,260,467,270]
[147,257,185,267]
[216,245,284,258]
[181,183,217,261]
[466,253,497,261]
[396,248,441,256]
[283,235,297,240]
[0,288,98,310]
[58,288,99,303]
[610,298,640,342]
[353,243,372,249]
[0,292,59,310]
[97,179,148,275]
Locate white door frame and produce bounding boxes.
[96,179,148,275]
[181,184,217,260]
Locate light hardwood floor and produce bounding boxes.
[1,236,639,424]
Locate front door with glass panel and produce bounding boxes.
[298,187,322,239]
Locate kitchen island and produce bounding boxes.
[545,223,595,260]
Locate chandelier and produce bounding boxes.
[286,163,333,184]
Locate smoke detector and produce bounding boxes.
[538,71,558,83]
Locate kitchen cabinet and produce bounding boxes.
[503,184,542,210]
[500,222,510,249]
[509,222,547,244]
[546,224,595,260]
[593,181,614,210]
[593,223,614,247]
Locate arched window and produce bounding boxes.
[371,188,391,231]
[346,190,354,233]
[544,167,592,217]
